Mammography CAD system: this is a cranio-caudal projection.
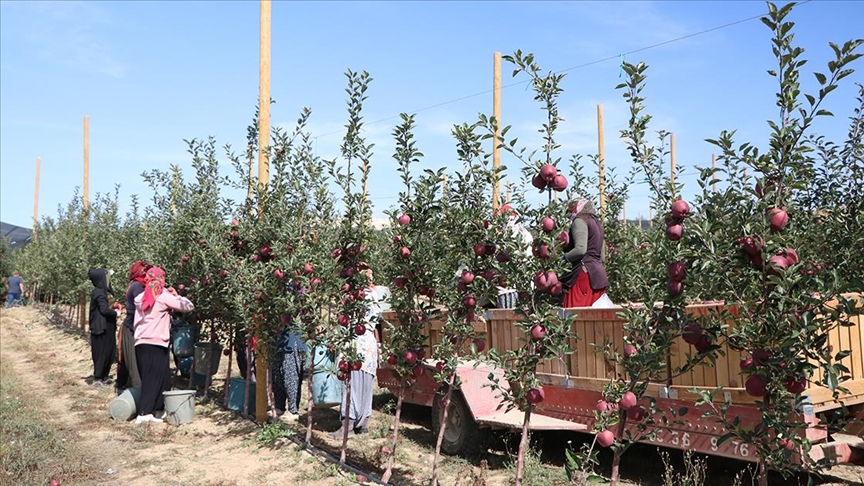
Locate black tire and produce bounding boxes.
[432,390,487,456]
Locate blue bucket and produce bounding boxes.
[177,356,195,378]
[310,345,342,409]
[227,377,256,415]
[171,326,198,359]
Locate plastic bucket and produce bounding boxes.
[310,345,342,408]
[193,342,222,376]
[163,390,196,425]
[109,387,141,421]
[227,377,256,415]
[171,326,198,358]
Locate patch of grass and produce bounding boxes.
[504,446,566,486]
[0,361,95,485]
[661,449,707,486]
[297,462,341,481]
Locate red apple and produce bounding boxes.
[526,387,545,404]
[338,360,350,372]
[354,324,366,336]
[331,248,342,259]
[338,314,350,327]
[666,224,683,241]
[222,348,230,356]
[533,243,551,259]
[399,246,411,258]
[623,344,637,358]
[682,323,703,345]
[310,277,321,287]
[273,269,285,280]
[541,217,556,233]
[463,295,476,308]
[218,269,229,279]
[392,235,402,244]
[387,354,397,366]
[530,325,547,341]
[495,250,510,263]
[667,261,686,281]
[303,263,315,274]
[337,372,348,381]
[531,174,547,191]
[540,164,557,182]
[619,391,637,410]
[460,271,475,285]
[768,208,788,232]
[740,357,754,370]
[417,348,427,359]
[398,214,411,226]
[394,277,408,288]
[404,350,417,365]
[785,373,807,394]
[412,365,425,377]
[694,335,711,353]
[667,280,684,297]
[671,200,690,218]
[551,174,568,192]
[435,361,445,373]
[545,271,559,289]
[752,349,774,365]
[549,283,563,296]
[745,374,768,397]
[597,430,615,447]
[484,243,496,256]
[352,361,362,371]
[557,231,570,246]
[781,248,799,265]
[595,400,609,413]
[231,218,239,226]
[768,254,790,274]
[473,339,486,352]
[474,243,487,257]
[533,271,549,290]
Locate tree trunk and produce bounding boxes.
[610,411,629,486]
[514,406,533,486]
[340,374,352,464]
[223,327,234,409]
[758,459,768,486]
[431,377,457,486]
[266,365,276,421]
[381,380,406,483]
[243,336,252,417]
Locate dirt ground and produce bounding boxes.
[1,306,863,486]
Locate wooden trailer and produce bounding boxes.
[376,294,864,463]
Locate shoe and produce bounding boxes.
[329,427,354,440]
[267,409,285,418]
[281,411,299,422]
[153,410,165,420]
[354,426,369,435]
[92,380,107,388]
[135,414,164,424]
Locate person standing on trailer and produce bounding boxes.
[88,268,122,387]
[561,198,609,307]
[116,261,151,393]
[133,267,194,424]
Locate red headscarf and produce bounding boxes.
[141,267,166,313]
[129,261,151,285]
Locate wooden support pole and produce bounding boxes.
[83,116,90,211]
[597,105,606,220]
[622,201,627,223]
[492,51,502,212]
[33,157,41,239]
[506,182,511,204]
[670,132,676,189]
[712,153,717,193]
[255,0,272,424]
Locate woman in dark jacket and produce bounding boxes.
[116,261,150,392]
[561,198,609,307]
[89,268,120,386]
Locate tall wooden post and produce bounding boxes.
[712,153,717,193]
[506,182,511,205]
[33,157,41,239]
[492,51,502,212]
[83,116,90,211]
[670,133,676,189]
[254,0,272,424]
[597,105,606,220]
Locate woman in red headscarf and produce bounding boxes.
[133,267,195,424]
[561,198,609,307]
[116,261,150,392]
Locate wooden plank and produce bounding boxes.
[575,320,587,376]
[838,317,853,380]
[850,313,864,381]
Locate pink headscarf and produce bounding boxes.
[569,198,590,219]
[141,267,166,313]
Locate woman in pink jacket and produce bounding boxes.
[133,267,195,424]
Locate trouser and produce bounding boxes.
[136,344,171,416]
[272,349,305,414]
[116,325,141,389]
[6,293,21,307]
[563,268,607,308]
[91,325,116,381]
[340,370,374,431]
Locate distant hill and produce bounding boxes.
[1,221,32,250]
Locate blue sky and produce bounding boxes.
[2,1,863,230]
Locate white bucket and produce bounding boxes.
[163,390,196,425]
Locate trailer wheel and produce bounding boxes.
[432,390,486,456]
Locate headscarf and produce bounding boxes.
[568,198,593,220]
[141,267,166,313]
[129,261,151,285]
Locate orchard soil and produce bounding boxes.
[1,306,862,486]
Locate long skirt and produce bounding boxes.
[136,344,171,416]
[116,325,141,389]
[563,268,607,308]
[91,324,116,381]
[341,370,374,431]
[272,349,304,414]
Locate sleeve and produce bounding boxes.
[161,293,195,313]
[563,219,589,263]
[96,291,118,318]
